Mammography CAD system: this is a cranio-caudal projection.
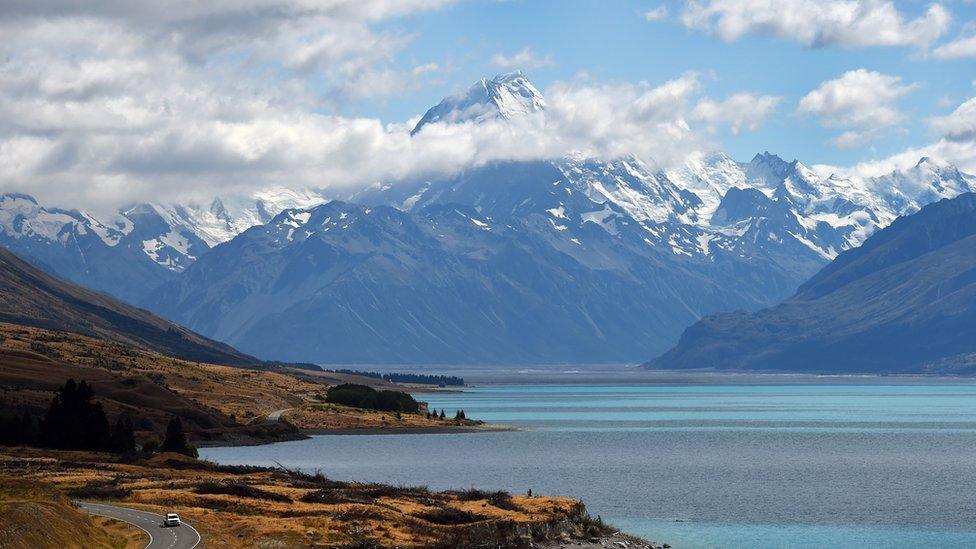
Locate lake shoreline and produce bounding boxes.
[196,422,520,447]
[300,422,520,436]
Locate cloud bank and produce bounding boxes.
[798,69,917,148]
[0,2,781,212]
[681,0,951,49]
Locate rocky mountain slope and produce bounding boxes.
[648,193,976,374]
[0,189,326,303]
[149,196,797,363]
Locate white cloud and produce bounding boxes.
[838,138,976,178]
[338,63,441,100]
[682,0,951,48]
[644,6,668,21]
[0,29,776,213]
[692,93,781,134]
[933,34,976,59]
[930,96,976,142]
[798,69,917,147]
[0,1,458,210]
[833,94,976,177]
[490,48,554,70]
[0,0,839,213]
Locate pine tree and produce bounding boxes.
[439,409,446,419]
[18,410,37,445]
[39,378,109,450]
[161,417,189,454]
[108,415,136,454]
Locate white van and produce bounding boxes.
[163,513,181,527]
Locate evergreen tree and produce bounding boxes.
[439,409,446,419]
[0,413,17,445]
[1,409,38,446]
[108,415,136,454]
[161,417,189,454]
[18,410,37,445]
[39,379,109,450]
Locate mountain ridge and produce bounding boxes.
[0,245,258,366]
[647,193,976,374]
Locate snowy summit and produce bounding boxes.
[411,70,546,135]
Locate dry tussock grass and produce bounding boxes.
[0,447,584,548]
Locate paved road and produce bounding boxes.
[267,407,293,422]
[77,501,202,549]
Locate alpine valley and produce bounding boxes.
[3,72,975,364]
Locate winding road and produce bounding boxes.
[77,501,202,549]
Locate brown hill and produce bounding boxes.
[0,322,317,442]
[0,478,145,549]
[0,246,256,366]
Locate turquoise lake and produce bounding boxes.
[200,383,976,548]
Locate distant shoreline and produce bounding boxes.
[301,423,519,436]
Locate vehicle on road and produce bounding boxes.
[164,513,182,527]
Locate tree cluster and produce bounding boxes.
[27,379,135,453]
[325,384,420,413]
[1,378,199,458]
[326,369,465,386]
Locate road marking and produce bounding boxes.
[77,501,200,549]
[183,520,203,548]
[80,503,154,549]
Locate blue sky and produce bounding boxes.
[362,0,976,167]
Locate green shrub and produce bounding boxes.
[417,507,483,525]
[141,436,160,454]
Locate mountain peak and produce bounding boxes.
[749,151,790,167]
[487,69,526,84]
[913,156,954,172]
[0,192,39,205]
[411,71,545,135]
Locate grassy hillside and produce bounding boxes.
[0,323,305,443]
[0,246,256,366]
[0,478,145,549]
[0,322,477,440]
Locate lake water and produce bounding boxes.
[200,384,976,548]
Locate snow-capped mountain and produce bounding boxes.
[650,192,976,374]
[387,73,976,276]
[411,70,545,135]
[3,71,975,364]
[0,188,329,302]
[149,187,331,247]
[149,191,803,363]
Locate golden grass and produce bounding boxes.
[283,402,471,430]
[0,477,147,549]
[0,323,482,434]
[0,322,323,421]
[0,447,588,548]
